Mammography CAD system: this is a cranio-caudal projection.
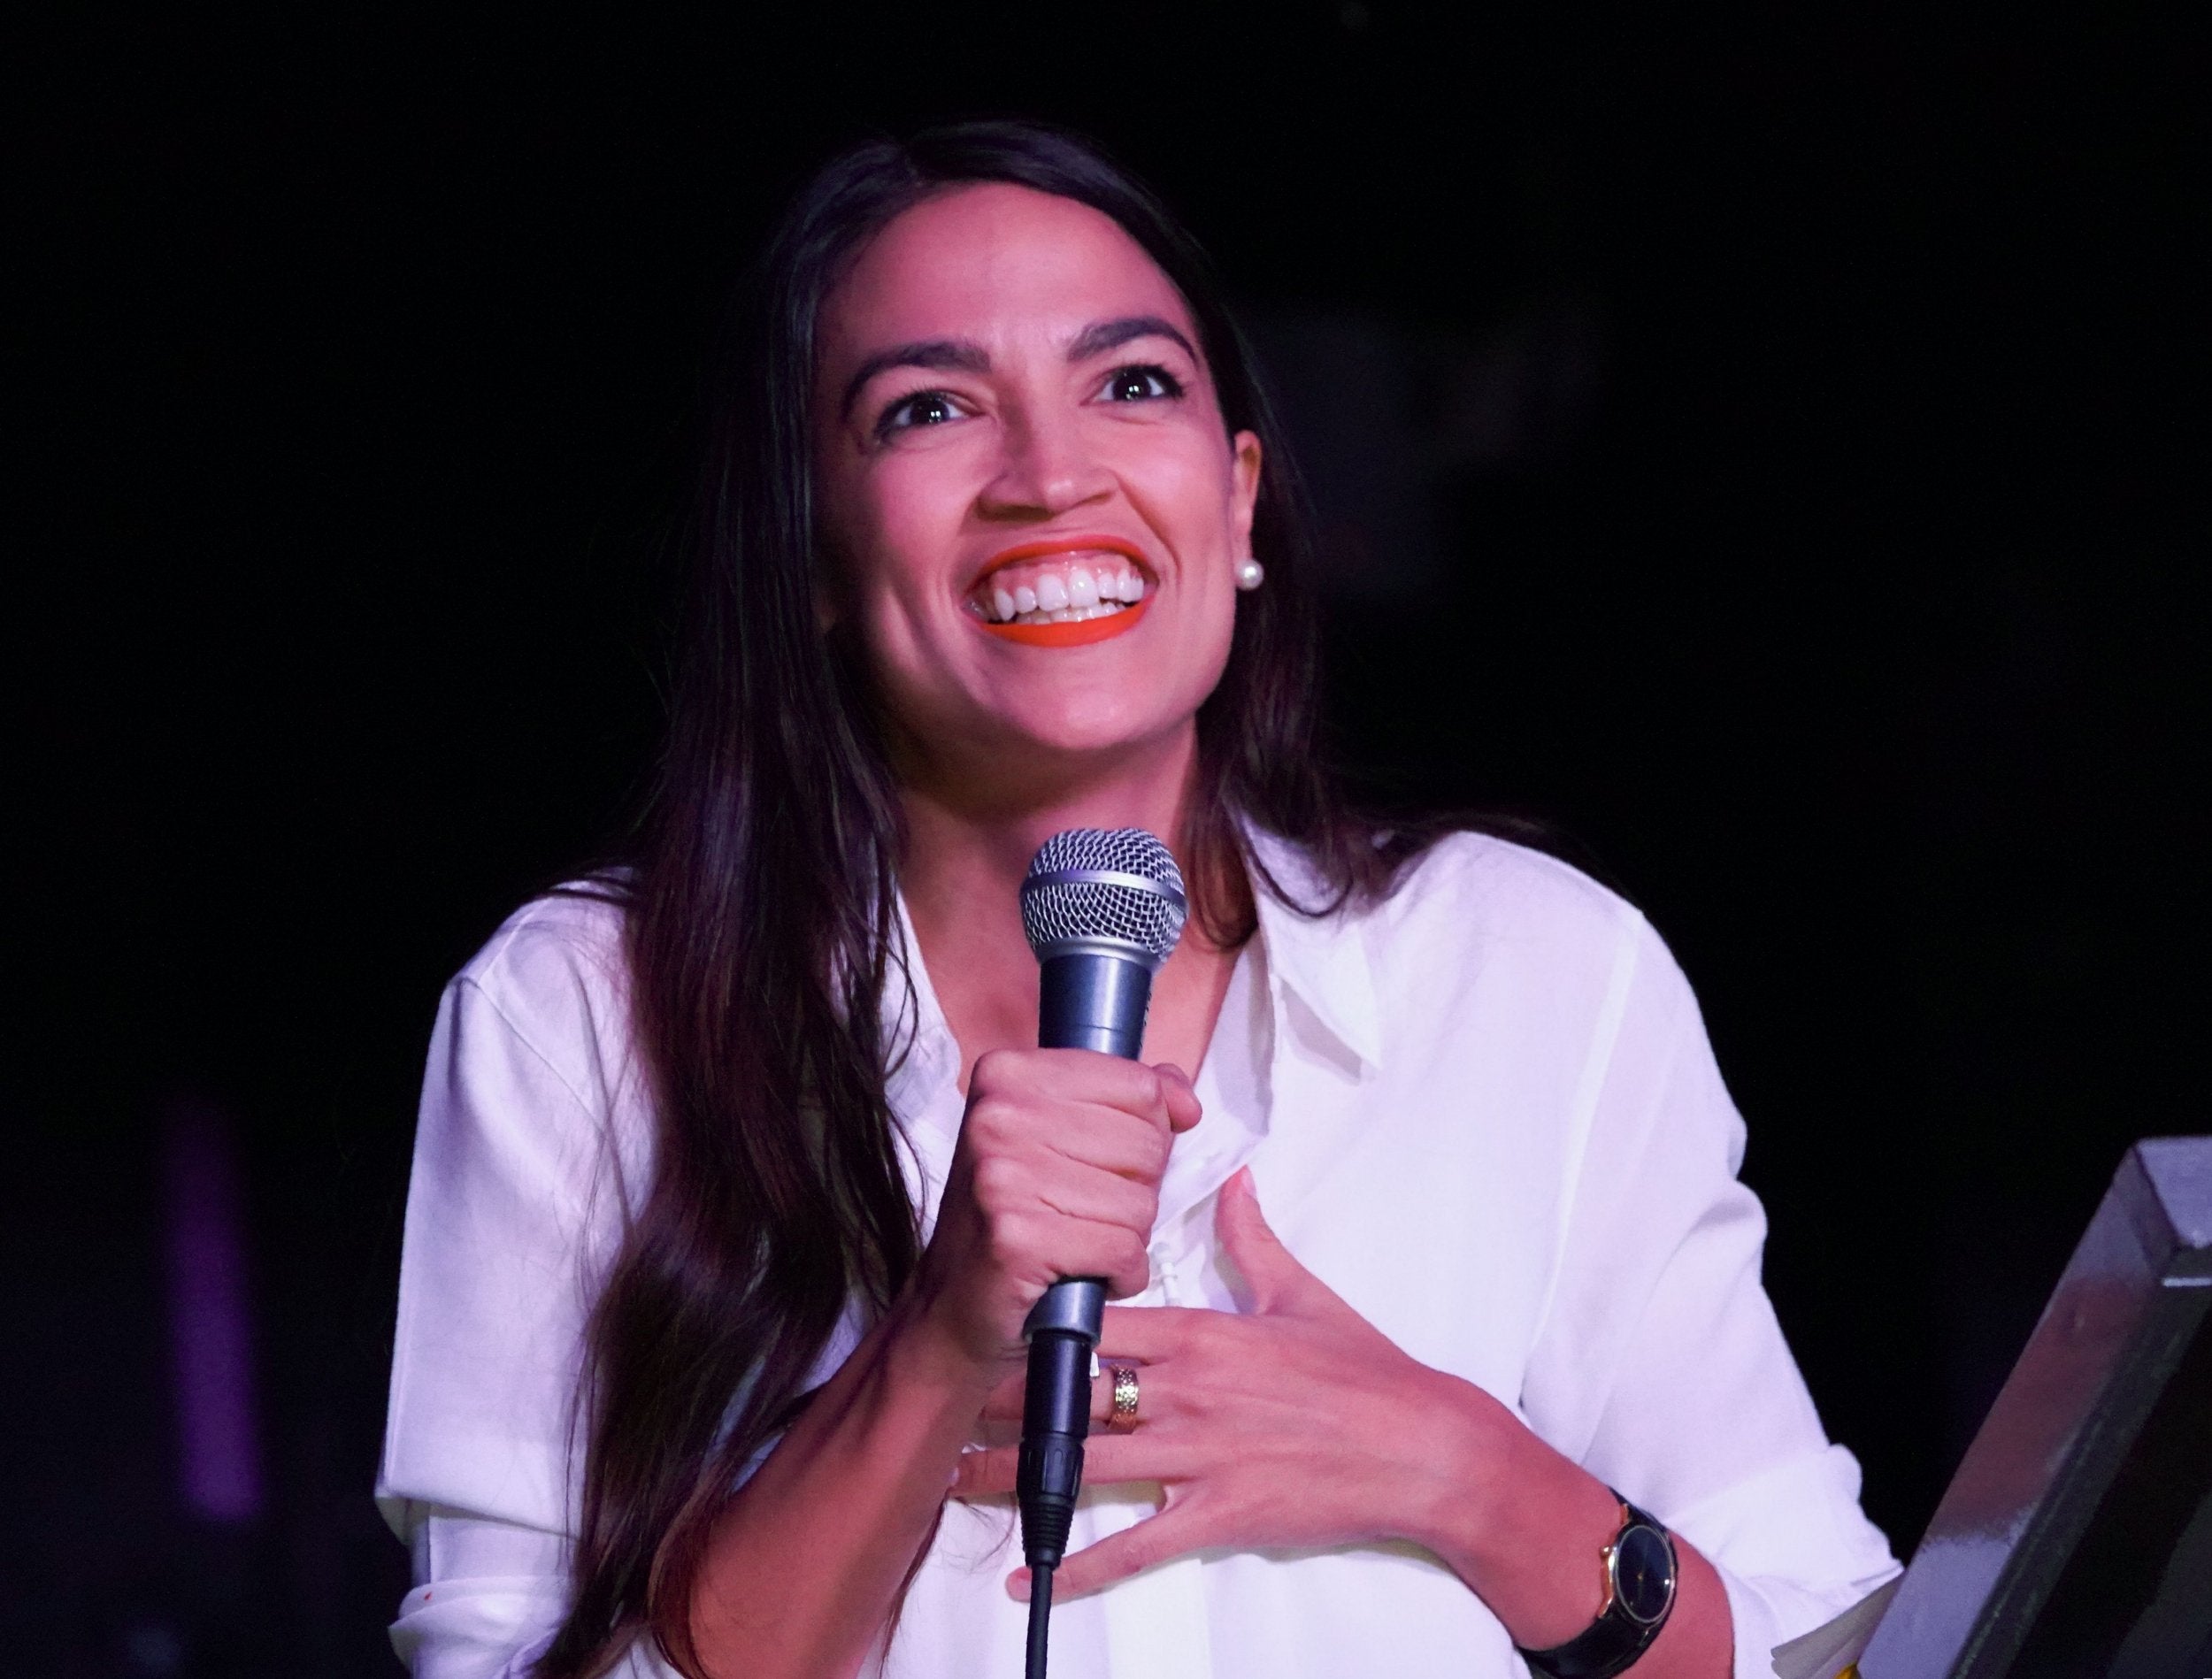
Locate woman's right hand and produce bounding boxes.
[912,1048,1202,1374]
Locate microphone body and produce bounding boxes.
[1015,831,1188,1576]
[1036,949,1153,1057]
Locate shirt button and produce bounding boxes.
[1150,1253,1177,1301]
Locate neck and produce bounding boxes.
[895,725,1217,1083]
[898,730,1199,904]
[900,728,1197,958]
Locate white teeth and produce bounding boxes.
[987,599,1133,626]
[974,559,1150,628]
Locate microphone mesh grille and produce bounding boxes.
[1021,828,1188,962]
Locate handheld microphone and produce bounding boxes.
[1015,828,1187,1674]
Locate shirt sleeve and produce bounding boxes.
[1517,916,1900,1676]
[377,964,662,1678]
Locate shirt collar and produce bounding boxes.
[879,820,1386,1124]
[1241,824,1385,1075]
[881,892,960,1121]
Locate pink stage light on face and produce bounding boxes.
[162,1098,265,1525]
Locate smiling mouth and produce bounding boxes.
[967,541,1151,646]
[969,550,1148,625]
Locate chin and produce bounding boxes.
[1002,703,1183,760]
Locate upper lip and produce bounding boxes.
[968,533,1153,593]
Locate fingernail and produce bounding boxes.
[1008,1568,1032,1603]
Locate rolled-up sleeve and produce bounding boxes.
[1519,918,1900,1675]
[386,1511,566,1679]
[377,939,647,1678]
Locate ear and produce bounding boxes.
[1228,429,1263,558]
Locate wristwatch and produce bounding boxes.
[1516,1491,1678,1679]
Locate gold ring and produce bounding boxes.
[1109,1363,1141,1430]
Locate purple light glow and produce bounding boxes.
[162,1098,265,1525]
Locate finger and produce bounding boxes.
[1214,1167,1326,1315]
[970,1051,1187,1142]
[951,1445,1019,1498]
[955,1427,1194,1504]
[1036,1102,1175,1183]
[1000,1211,1149,1300]
[1032,1167,1159,1237]
[1019,1499,1219,1600]
[952,1311,1207,1412]
[979,1361,1136,1425]
[1150,1062,1204,1133]
[964,1081,1168,1179]
[1031,1049,1189,1127]
[1096,1305,1216,1361]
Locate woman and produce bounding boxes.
[377,123,1898,1679]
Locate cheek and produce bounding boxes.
[1181,571,1241,701]
[826,448,978,608]
[1111,423,1245,555]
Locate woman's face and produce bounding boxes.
[814,182,1262,798]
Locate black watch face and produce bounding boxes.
[1614,1524,1676,1626]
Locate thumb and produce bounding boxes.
[1152,1062,1204,1134]
[1215,1168,1318,1315]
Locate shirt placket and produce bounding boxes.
[1094,952,1284,1679]
[1063,1195,1218,1679]
[885,897,1307,1679]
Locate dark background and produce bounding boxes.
[7,6,2200,1675]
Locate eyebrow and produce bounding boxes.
[838,316,1202,422]
[1065,314,1200,364]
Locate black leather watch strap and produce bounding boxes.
[1516,1494,1677,1679]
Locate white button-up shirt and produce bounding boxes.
[378,832,1898,1678]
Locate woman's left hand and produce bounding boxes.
[952,1165,1511,1598]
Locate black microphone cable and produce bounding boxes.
[1025,1560,1056,1679]
[1015,828,1187,1679]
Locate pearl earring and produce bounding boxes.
[1233,557,1265,593]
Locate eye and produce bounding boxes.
[875,388,967,439]
[1095,363,1185,404]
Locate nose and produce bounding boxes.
[975,400,1114,521]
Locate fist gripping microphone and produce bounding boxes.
[1016,829,1187,1672]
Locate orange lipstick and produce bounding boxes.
[970,534,1151,648]
[982,596,1149,646]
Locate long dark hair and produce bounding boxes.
[539,120,1439,1679]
